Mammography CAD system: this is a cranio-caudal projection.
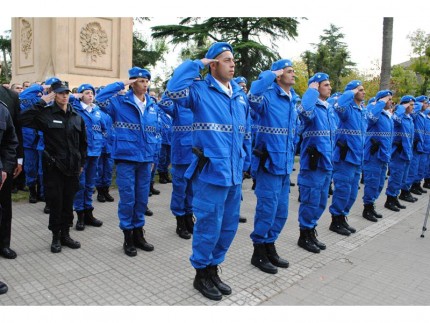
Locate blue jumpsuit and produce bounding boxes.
[297,88,337,229]
[362,102,394,205]
[385,105,414,197]
[95,109,114,189]
[96,83,159,230]
[158,97,194,218]
[329,90,367,218]
[166,59,251,269]
[247,70,298,244]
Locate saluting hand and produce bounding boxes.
[200,58,218,66]
[309,81,319,90]
[41,92,56,104]
[0,171,7,191]
[123,79,137,86]
[72,93,83,100]
[273,69,284,77]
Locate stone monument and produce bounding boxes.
[11,17,133,89]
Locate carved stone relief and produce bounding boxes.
[20,18,32,59]
[80,22,108,63]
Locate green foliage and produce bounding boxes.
[301,24,355,93]
[391,65,419,100]
[407,29,430,95]
[0,30,12,83]
[132,31,168,69]
[151,17,302,82]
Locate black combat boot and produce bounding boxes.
[96,187,106,202]
[410,183,422,195]
[193,267,222,301]
[149,182,160,195]
[394,196,407,209]
[145,207,153,216]
[133,227,154,251]
[298,229,320,253]
[158,172,168,184]
[385,195,400,211]
[399,190,416,203]
[310,227,326,250]
[50,231,62,253]
[103,186,115,202]
[122,229,137,257]
[370,204,383,218]
[29,185,38,203]
[60,228,81,249]
[36,183,45,202]
[417,182,427,194]
[184,213,194,234]
[0,281,8,295]
[176,216,191,240]
[251,178,256,190]
[75,210,85,231]
[207,265,232,295]
[251,244,278,274]
[84,209,103,227]
[239,216,247,223]
[423,179,430,189]
[362,204,378,222]
[329,215,351,236]
[265,242,290,267]
[43,203,50,214]
[341,216,356,233]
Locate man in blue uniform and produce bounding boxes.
[96,67,158,257]
[328,80,367,236]
[166,42,251,301]
[296,73,337,253]
[248,59,297,272]
[385,96,415,211]
[362,90,394,222]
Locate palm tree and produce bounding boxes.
[380,18,393,90]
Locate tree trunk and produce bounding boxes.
[380,17,394,90]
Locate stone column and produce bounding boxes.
[12,17,133,89]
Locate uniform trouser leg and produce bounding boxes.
[404,152,421,189]
[298,169,332,229]
[0,173,13,248]
[386,155,410,196]
[96,153,113,187]
[37,150,44,197]
[189,177,241,268]
[363,156,388,204]
[170,164,192,217]
[83,157,98,210]
[24,148,38,187]
[157,144,170,173]
[116,162,151,230]
[329,161,361,217]
[250,168,290,244]
[417,153,428,183]
[45,166,79,232]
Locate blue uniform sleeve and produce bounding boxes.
[335,90,355,121]
[243,100,252,172]
[297,87,319,121]
[393,105,406,124]
[19,85,44,111]
[95,82,125,116]
[247,70,276,114]
[366,101,385,125]
[157,95,176,118]
[165,59,205,108]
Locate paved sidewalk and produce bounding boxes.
[1,166,430,306]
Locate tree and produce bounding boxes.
[380,18,393,90]
[132,30,168,69]
[151,17,301,82]
[301,24,355,93]
[390,65,419,101]
[0,30,11,82]
[407,29,430,95]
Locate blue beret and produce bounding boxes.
[416,95,429,103]
[368,97,376,104]
[308,72,329,85]
[128,67,151,80]
[205,42,233,59]
[330,92,342,99]
[344,80,362,91]
[233,76,247,85]
[400,95,416,104]
[78,83,95,94]
[375,90,392,101]
[45,77,61,85]
[271,59,293,71]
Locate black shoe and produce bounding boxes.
[44,204,50,214]
[384,195,400,211]
[372,206,383,219]
[239,216,247,223]
[265,242,290,267]
[290,182,296,186]
[123,230,137,257]
[310,227,326,250]
[29,185,38,203]
[0,247,17,259]
[75,210,85,231]
[362,204,378,222]
[251,244,278,274]
[207,265,232,295]
[103,187,115,202]
[417,183,427,194]
[251,179,256,190]
[329,216,351,236]
[96,187,106,203]
[176,216,191,240]
[158,172,168,184]
[410,184,422,195]
[84,209,103,227]
[60,230,81,249]
[51,231,62,253]
[341,216,356,233]
[399,190,416,203]
[133,227,154,251]
[145,208,153,216]
[150,183,160,195]
[184,213,194,234]
[0,281,8,295]
[193,268,222,301]
[298,230,320,253]
[423,179,430,189]
[37,195,45,202]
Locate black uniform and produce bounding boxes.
[19,99,87,232]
